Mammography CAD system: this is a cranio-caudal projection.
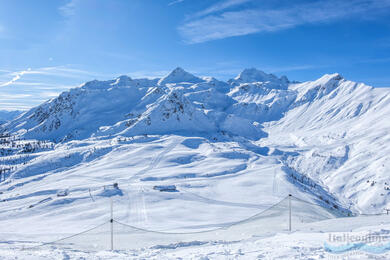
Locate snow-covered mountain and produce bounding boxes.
[1,67,390,241]
[228,68,289,89]
[0,110,22,125]
[1,68,263,142]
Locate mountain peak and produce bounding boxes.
[229,68,289,89]
[238,68,274,81]
[158,67,203,85]
[112,75,132,86]
[232,68,288,83]
[317,73,343,83]
[309,73,345,88]
[172,67,187,74]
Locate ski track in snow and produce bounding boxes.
[125,137,181,226]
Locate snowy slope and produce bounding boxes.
[0,68,390,253]
[261,74,390,213]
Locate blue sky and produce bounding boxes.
[0,0,390,110]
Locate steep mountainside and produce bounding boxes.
[262,74,390,212]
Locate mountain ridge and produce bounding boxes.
[0,68,359,142]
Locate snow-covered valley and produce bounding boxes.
[1,67,390,258]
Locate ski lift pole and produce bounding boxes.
[110,197,114,251]
[289,194,292,232]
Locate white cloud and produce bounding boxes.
[191,0,251,18]
[0,65,101,110]
[267,65,319,74]
[59,0,78,17]
[0,66,98,88]
[0,93,33,99]
[36,66,100,78]
[0,103,32,110]
[0,68,33,87]
[179,0,390,43]
[168,0,185,6]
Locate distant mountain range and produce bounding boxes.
[0,67,302,141]
[0,110,22,125]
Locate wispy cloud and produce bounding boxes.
[267,65,320,74]
[168,0,185,6]
[0,65,100,110]
[0,66,98,88]
[0,65,170,110]
[179,0,390,43]
[0,68,34,87]
[36,66,100,78]
[190,0,251,18]
[356,57,390,64]
[59,0,78,17]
